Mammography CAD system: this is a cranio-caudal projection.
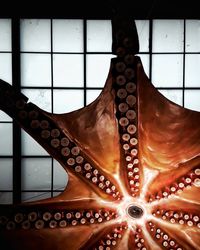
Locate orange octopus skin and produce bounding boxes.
[0,16,200,250]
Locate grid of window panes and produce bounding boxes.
[0,18,200,204]
[0,19,13,204]
[152,20,200,108]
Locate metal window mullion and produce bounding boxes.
[12,18,22,204]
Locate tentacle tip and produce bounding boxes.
[111,15,139,56]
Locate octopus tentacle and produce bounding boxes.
[0,79,122,200]
[80,222,128,250]
[0,202,118,231]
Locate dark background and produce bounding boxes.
[0,0,200,19]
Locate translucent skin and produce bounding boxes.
[0,18,200,250]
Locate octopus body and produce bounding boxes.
[0,16,200,250]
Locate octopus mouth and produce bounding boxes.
[127,204,144,219]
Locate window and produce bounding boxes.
[0,18,200,204]
[0,19,13,204]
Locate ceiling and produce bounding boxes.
[0,0,200,19]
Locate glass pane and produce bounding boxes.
[186,20,200,52]
[0,123,12,155]
[0,53,12,84]
[22,158,52,190]
[20,19,51,52]
[87,20,112,52]
[21,53,51,86]
[0,159,13,190]
[53,191,63,197]
[185,54,200,87]
[53,90,84,113]
[139,54,150,77]
[158,89,183,106]
[53,19,83,52]
[53,54,83,87]
[22,89,51,112]
[22,192,51,202]
[0,19,11,51]
[53,160,68,191]
[21,130,49,156]
[185,90,200,112]
[152,54,183,87]
[0,111,12,122]
[0,192,12,204]
[86,89,102,105]
[86,54,113,88]
[136,20,149,52]
[152,20,184,52]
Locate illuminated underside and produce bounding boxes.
[0,16,200,250]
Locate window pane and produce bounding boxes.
[86,90,102,105]
[0,53,12,84]
[53,191,63,197]
[185,90,200,111]
[158,89,183,106]
[53,54,83,87]
[53,160,68,191]
[20,19,51,52]
[87,20,112,52]
[21,130,49,156]
[0,159,13,190]
[0,111,11,122]
[21,53,51,86]
[0,192,12,204]
[22,89,51,112]
[186,20,200,52]
[152,54,183,87]
[0,19,11,51]
[139,54,150,77]
[0,123,12,155]
[152,20,184,52]
[185,54,200,87]
[53,19,83,52]
[53,90,84,113]
[136,20,149,52]
[22,192,51,202]
[22,158,52,190]
[87,54,113,88]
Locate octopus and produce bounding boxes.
[0,15,200,250]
